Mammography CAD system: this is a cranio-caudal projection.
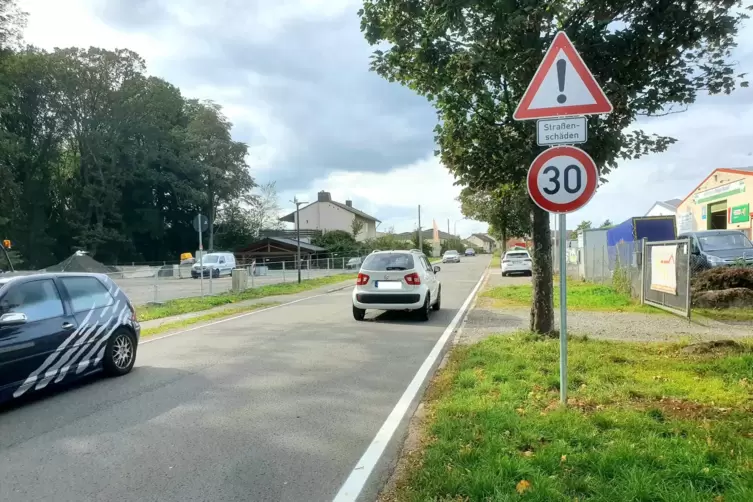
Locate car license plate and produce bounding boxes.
[375,281,401,290]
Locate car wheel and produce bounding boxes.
[212,268,220,278]
[432,287,441,311]
[416,293,430,322]
[353,305,365,321]
[103,329,137,377]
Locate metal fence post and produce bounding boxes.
[250,265,255,289]
[684,241,692,320]
[640,239,647,304]
[307,257,311,280]
[282,261,286,282]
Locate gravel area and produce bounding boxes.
[459,272,753,345]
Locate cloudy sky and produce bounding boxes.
[20,0,753,235]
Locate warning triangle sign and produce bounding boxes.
[514,31,613,121]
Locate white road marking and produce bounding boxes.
[140,287,352,345]
[332,267,489,502]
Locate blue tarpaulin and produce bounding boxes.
[606,216,676,269]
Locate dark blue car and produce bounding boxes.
[0,272,140,404]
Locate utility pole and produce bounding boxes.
[417,205,422,251]
[447,218,450,236]
[292,197,308,284]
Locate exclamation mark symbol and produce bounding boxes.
[556,59,567,104]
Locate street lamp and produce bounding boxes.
[291,197,308,284]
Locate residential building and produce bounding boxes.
[466,233,497,253]
[279,191,380,242]
[676,167,753,239]
[645,198,682,217]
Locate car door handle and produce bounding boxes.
[62,322,75,330]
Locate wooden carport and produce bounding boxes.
[234,237,327,269]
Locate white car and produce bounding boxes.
[352,250,441,321]
[442,250,460,263]
[191,252,236,278]
[501,250,533,276]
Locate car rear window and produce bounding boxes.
[61,277,114,312]
[505,252,530,259]
[361,253,415,271]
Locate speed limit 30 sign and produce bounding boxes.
[526,145,598,214]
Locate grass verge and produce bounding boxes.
[140,302,280,338]
[483,281,656,313]
[386,334,753,502]
[491,251,501,269]
[137,273,355,321]
[694,307,753,323]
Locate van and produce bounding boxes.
[191,252,237,278]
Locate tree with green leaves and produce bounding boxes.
[458,183,531,251]
[359,0,748,334]
[600,219,613,228]
[572,220,593,239]
[350,217,365,240]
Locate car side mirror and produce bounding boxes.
[433,266,441,273]
[0,312,27,326]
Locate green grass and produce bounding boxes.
[694,307,753,323]
[140,302,280,338]
[387,334,753,502]
[137,273,355,321]
[491,251,501,268]
[483,281,656,313]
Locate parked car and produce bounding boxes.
[352,250,441,322]
[680,230,753,271]
[464,248,476,256]
[191,252,236,278]
[501,250,533,276]
[0,273,140,404]
[345,257,363,270]
[442,250,461,263]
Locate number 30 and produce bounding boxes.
[542,165,582,195]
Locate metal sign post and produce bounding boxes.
[198,219,204,298]
[194,213,209,298]
[558,213,568,403]
[514,31,613,405]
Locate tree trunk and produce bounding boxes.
[529,201,555,335]
[501,228,508,253]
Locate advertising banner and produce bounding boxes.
[651,244,677,295]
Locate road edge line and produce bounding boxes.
[140,285,352,345]
[331,264,489,502]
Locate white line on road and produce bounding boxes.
[140,286,352,345]
[332,267,489,502]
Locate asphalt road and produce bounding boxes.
[0,255,490,502]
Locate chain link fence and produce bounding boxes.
[96,256,363,306]
[552,241,643,297]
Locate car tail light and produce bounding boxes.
[356,273,370,286]
[404,272,421,285]
[502,259,510,263]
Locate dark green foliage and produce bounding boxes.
[0,5,256,268]
[312,230,360,256]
